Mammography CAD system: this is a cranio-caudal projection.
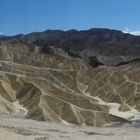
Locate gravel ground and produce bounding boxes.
[0,114,140,140]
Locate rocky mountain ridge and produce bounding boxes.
[18,28,140,66]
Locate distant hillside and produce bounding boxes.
[7,28,140,66]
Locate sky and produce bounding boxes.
[0,0,140,35]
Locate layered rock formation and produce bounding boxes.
[0,28,140,126]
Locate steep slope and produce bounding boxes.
[0,40,140,126]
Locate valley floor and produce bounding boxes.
[0,114,139,140]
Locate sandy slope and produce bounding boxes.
[0,114,139,140]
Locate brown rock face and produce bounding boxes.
[0,39,140,126]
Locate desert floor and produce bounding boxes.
[0,113,139,140]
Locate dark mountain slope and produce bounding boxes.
[16,28,140,66]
